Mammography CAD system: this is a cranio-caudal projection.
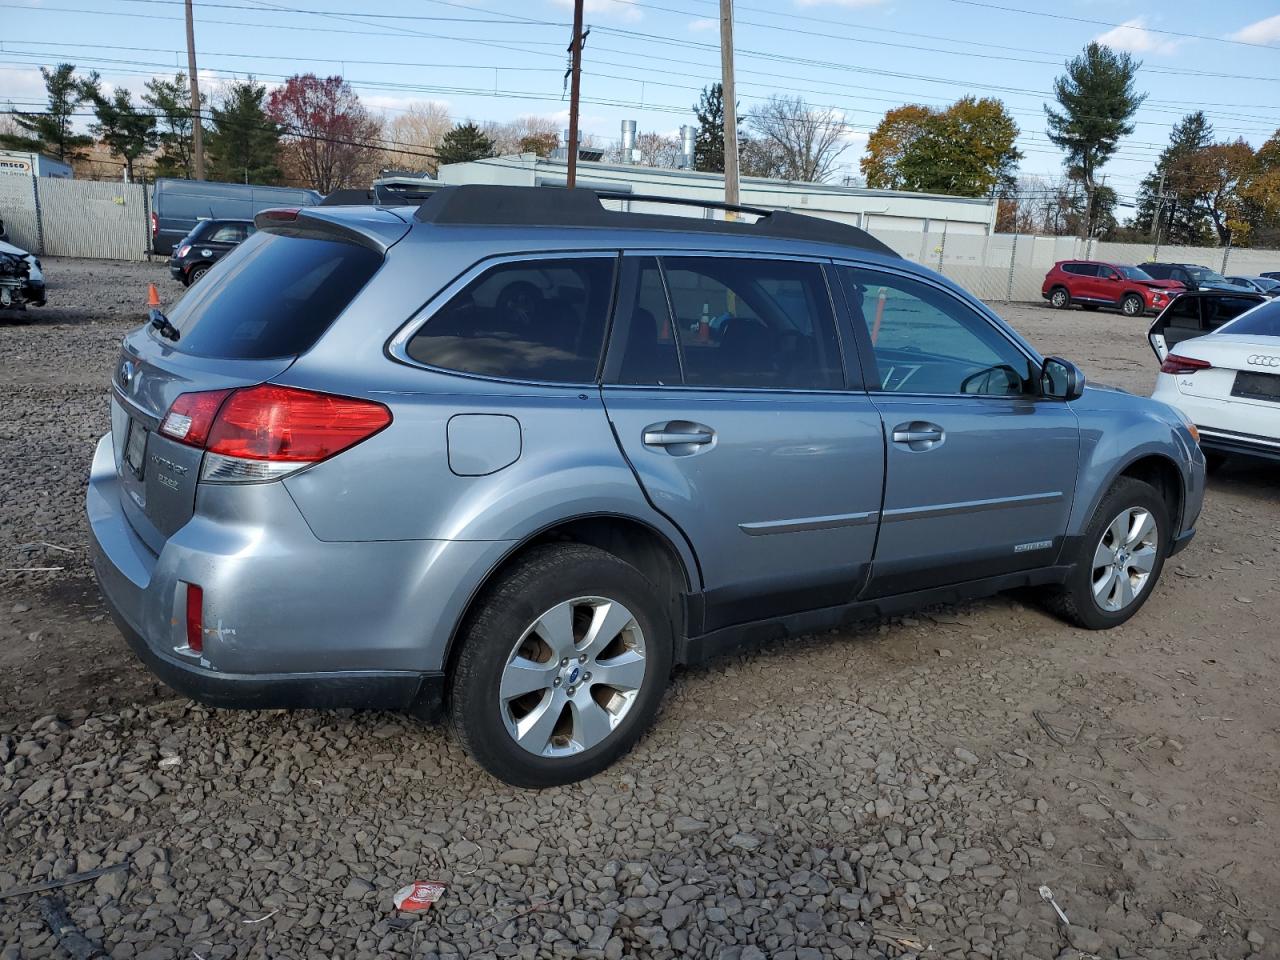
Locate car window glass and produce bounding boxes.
[840,266,1034,396]
[658,257,843,390]
[1205,296,1264,329]
[406,257,615,382]
[208,224,241,243]
[613,257,681,386]
[1219,298,1278,336]
[1165,296,1201,329]
[166,232,382,359]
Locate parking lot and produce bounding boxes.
[2,258,1277,959]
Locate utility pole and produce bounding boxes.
[185,0,205,181]
[1152,170,1167,260]
[719,0,740,211]
[565,0,585,189]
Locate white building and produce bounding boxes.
[437,153,998,236]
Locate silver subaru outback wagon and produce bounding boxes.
[89,185,1205,786]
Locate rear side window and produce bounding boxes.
[1214,297,1273,333]
[656,257,843,390]
[165,232,382,359]
[406,257,616,382]
[1143,264,1169,279]
[1063,263,1097,277]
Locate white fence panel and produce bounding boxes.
[38,178,149,260]
[0,175,41,251]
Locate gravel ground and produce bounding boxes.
[1,257,1277,959]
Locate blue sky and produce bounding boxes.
[4,0,1280,204]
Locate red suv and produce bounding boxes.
[1042,261,1184,317]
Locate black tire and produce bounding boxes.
[1041,477,1170,630]
[1121,293,1144,317]
[1049,287,1071,309]
[449,543,673,787]
[186,264,210,286]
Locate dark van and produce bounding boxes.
[151,179,321,255]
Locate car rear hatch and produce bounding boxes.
[110,206,409,555]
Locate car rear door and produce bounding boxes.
[837,263,1079,595]
[601,254,885,633]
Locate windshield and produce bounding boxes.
[1186,267,1229,284]
[1257,278,1280,292]
[1219,298,1280,338]
[1119,266,1153,280]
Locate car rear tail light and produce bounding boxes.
[185,583,204,654]
[259,207,300,222]
[160,389,232,447]
[151,211,158,238]
[176,244,191,259]
[1160,354,1212,375]
[159,384,391,483]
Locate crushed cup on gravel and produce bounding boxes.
[392,881,446,913]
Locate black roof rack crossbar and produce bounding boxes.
[592,190,775,218]
[412,184,900,258]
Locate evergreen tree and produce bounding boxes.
[144,72,200,179]
[693,83,725,173]
[1045,43,1145,237]
[205,79,281,185]
[1133,112,1215,245]
[0,63,95,161]
[84,77,157,181]
[435,123,495,166]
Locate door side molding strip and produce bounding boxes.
[882,491,1063,523]
[739,510,880,536]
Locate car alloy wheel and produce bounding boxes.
[500,596,647,758]
[1122,294,1143,317]
[1091,507,1158,612]
[1051,289,1068,308]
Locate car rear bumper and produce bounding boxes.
[1151,379,1280,462]
[1197,426,1280,461]
[86,432,499,714]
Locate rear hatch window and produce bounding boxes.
[163,231,382,359]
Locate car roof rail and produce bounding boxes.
[412,184,900,258]
[321,182,444,206]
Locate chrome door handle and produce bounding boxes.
[643,430,714,446]
[892,428,943,443]
[891,421,945,450]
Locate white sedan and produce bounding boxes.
[1149,290,1280,465]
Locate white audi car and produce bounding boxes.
[1149,290,1279,466]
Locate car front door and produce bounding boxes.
[601,254,885,633]
[837,264,1080,596]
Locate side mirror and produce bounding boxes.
[1041,357,1085,401]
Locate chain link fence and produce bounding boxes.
[863,223,1280,302]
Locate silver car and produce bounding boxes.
[89,186,1205,786]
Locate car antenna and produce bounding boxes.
[147,283,180,341]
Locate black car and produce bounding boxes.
[1139,262,1243,293]
[168,219,255,286]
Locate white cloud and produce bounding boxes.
[794,0,884,7]
[1094,17,1184,55]
[549,0,641,22]
[1229,14,1280,45]
[688,17,717,32]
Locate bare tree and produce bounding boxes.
[484,115,561,156]
[382,101,451,176]
[746,96,849,183]
[634,131,681,168]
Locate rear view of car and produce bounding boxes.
[168,219,255,286]
[1150,292,1280,464]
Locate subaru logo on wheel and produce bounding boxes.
[1247,354,1280,368]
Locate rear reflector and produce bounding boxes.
[159,384,391,483]
[185,583,203,654]
[1160,354,1212,375]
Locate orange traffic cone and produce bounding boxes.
[147,283,161,307]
